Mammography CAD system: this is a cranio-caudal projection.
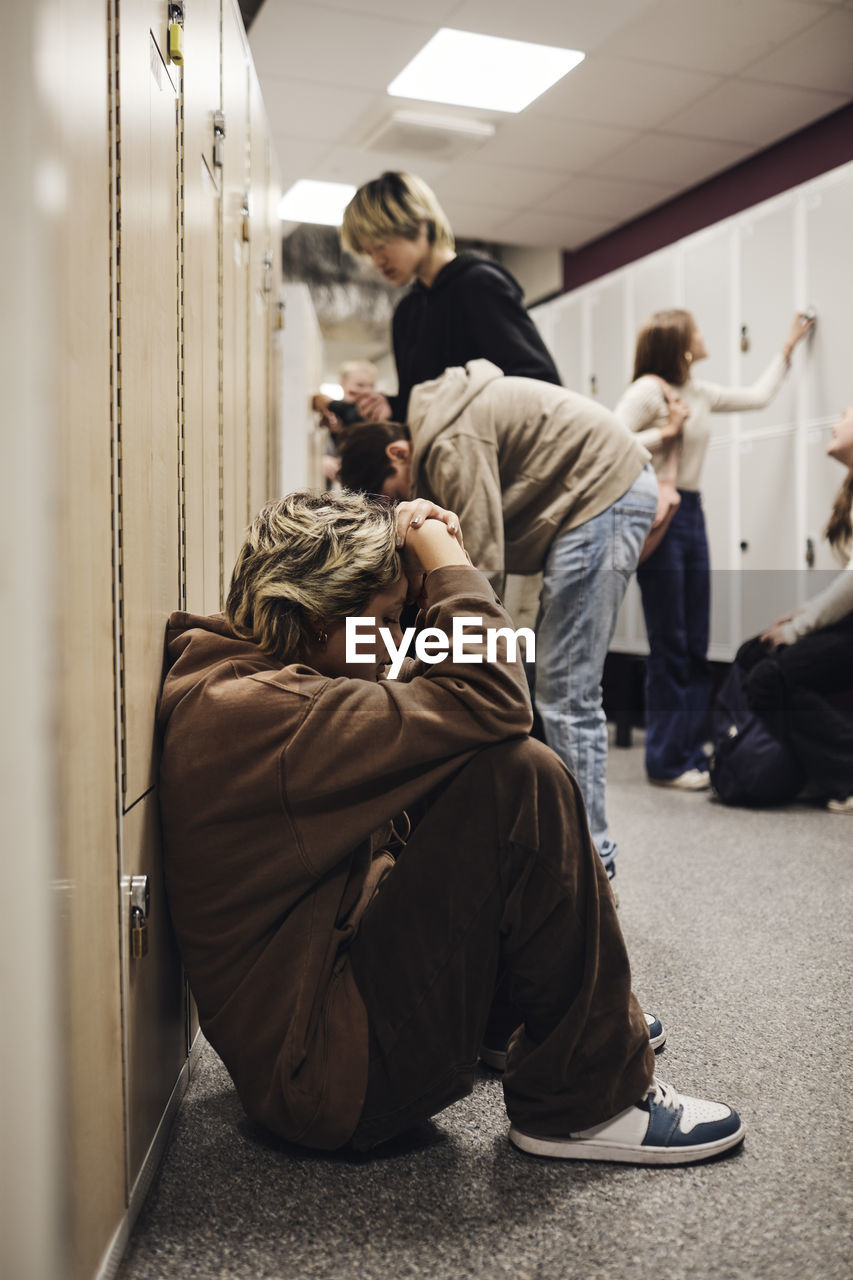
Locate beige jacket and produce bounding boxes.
[407,360,650,592]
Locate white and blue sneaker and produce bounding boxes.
[480,1011,666,1072]
[509,1077,744,1165]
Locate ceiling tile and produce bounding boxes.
[595,0,822,75]
[491,208,614,250]
[475,114,638,172]
[248,0,435,89]
[591,131,752,187]
[436,199,515,239]
[433,161,567,208]
[540,174,679,219]
[306,0,459,20]
[743,10,853,93]
[441,0,652,52]
[665,79,848,146]
[273,137,335,183]
[306,145,448,187]
[260,77,378,142]
[528,55,721,130]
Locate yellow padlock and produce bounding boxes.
[168,21,184,66]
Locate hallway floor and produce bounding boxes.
[118,736,853,1280]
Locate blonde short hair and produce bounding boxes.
[225,491,400,663]
[341,171,455,255]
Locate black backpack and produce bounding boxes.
[709,659,805,806]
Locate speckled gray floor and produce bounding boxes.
[118,736,853,1280]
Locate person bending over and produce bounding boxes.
[158,488,744,1164]
[338,359,674,890]
[742,401,853,813]
[312,359,380,487]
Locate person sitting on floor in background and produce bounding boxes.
[739,401,853,813]
[338,358,685,894]
[312,359,380,487]
[157,489,744,1164]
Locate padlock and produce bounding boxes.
[131,906,149,959]
[740,324,750,353]
[168,21,184,66]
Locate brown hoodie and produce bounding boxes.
[157,566,532,1148]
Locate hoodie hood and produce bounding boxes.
[411,251,524,299]
[157,611,275,732]
[407,359,505,492]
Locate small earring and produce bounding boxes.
[314,630,328,649]
[684,350,693,364]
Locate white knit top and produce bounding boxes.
[614,353,789,492]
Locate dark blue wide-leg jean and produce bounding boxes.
[637,490,713,781]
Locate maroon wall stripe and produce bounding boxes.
[562,101,853,294]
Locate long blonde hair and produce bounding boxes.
[341,171,455,256]
[225,492,400,662]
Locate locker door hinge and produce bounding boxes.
[168,3,185,66]
[213,110,226,168]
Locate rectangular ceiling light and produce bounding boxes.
[277,179,356,225]
[388,28,584,114]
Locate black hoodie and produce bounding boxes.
[388,252,561,421]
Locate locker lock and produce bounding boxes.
[130,875,151,960]
[740,325,750,353]
[168,3,185,66]
[263,252,274,294]
[805,536,815,569]
[213,112,226,169]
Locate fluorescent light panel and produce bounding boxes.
[388,28,584,114]
[277,179,356,226]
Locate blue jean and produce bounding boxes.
[534,464,657,872]
[636,490,713,780]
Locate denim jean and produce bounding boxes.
[636,490,713,781]
[533,464,657,872]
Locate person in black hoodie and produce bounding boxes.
[340,171,561,424]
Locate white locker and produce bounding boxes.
[588,276,628,409]
[551,294,585,395]
[737,431,799,639]
[703,441,735,656]
[804,168,853,421]
[738,200,798,432]
[631,247,680,337]
[683,227,736,440]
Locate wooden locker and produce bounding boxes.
[738,199,798,432]
[248,69,272,518]
[221,0,251,588]
[182,0,223,615]
[113,0,187,1197]
[683,227,736,441]
[117,8,181,806]
[122,792,187,1183]
[804,167,853,423]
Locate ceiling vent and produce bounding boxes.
[361,109,495,161]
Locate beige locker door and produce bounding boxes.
[248,73,272,517]
[588,276,627,409]
[739,200,798,433]
[804,167,853,423]
[551,295,584,396]
[115,2,187,1191]
[222,0,251,590]
[118,12,181,806]
[183,0,223,615]
[738,431,799,639]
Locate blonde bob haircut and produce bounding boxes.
[633,308,696,387]
[341,171,455,256]
[225,491,400,663]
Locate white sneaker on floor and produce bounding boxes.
[827,795,853,814]
[650,768,710,791]
[509,1077,744,1165]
